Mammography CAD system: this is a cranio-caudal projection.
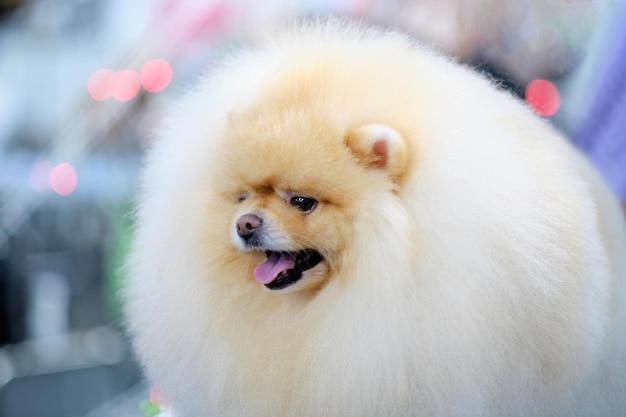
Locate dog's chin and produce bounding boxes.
[261,249,326,291]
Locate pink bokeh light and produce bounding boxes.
[141,59,173,93]
[110,69,141,102]
[50,163,78,196]
[525,79,560,117]
[88,69,114,101]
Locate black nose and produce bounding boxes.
[236,213,263,240]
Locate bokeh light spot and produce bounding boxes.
[111,70,141,102]
[50,163,78,196]
[29,161,53,193]
[525,79,560,117]
[141,59,173,93]
[88,69,114,101]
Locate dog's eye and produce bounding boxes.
[289,196,318,213]
[237,194,249,203]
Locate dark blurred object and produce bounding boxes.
[0,354,140,417]
[0,255,28,346]
[0,0,25,21]
[0,201,142,416]
[2,202,110,345]
[0,259,14,345]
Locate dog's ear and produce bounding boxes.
[344,124,409,180]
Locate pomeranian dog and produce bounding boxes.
[125,20,626,416]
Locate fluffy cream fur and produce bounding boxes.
[125,20,626,416]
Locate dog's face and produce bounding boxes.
[211,105,410,292]
[230,185,334,291]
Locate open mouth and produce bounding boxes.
[254,249,324,290]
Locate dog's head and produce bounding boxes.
[215,107,410,292]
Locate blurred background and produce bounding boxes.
[0,0,624,416]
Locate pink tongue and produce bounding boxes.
[254,252,297,284]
